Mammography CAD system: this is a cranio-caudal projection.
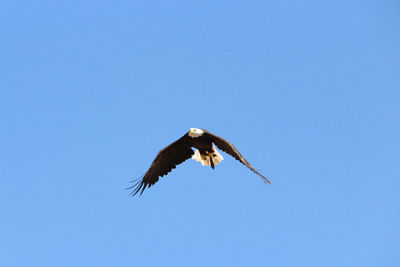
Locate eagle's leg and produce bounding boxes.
[193,147,222,168]
[209,153,215,169]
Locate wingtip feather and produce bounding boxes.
[126,178,146,197]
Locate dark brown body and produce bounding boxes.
[190,134,214,155]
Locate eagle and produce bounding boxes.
[128,128,270,196]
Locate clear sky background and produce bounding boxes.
[1,1,399,266]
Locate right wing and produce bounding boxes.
[128,134,194,196]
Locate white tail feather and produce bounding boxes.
[192,145,224,167]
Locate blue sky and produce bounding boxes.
[1,1,399,266]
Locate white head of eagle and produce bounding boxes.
[189,128,204,138]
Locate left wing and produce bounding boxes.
[204,131,271,184]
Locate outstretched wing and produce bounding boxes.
[204,131,271,184]
[128,134,194,196]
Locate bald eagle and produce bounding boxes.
[128,128,270,196]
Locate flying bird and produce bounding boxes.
[128,128,270,196]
